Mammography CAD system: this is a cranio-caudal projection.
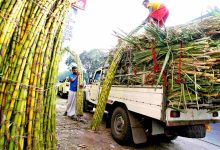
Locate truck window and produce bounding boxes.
[94,70,101,82]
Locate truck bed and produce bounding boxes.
[87,84,220,126]
[107,85,220,126]
[108,85,164,121]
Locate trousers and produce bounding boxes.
[67,91,76,116]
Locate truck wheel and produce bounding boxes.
[83,92,89,112]
[60,89,64,98]
[165,135,177,141]
[111,107,132,145]
[83,92,93,112]
[161,134,177,142]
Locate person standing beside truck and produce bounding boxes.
[142,0,169,27]
[63,66,79,120]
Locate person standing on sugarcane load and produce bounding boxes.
[142,0,169,28]
[63,66,79,120]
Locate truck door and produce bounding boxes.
[88,70,102,101]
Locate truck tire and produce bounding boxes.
[155,134,177,143]
[111,107,132,145]
[60,89,64,98]
[83,92,89,112]
[83,92,94,112]
[165,135,177,141]
[178,125,206,138]
[161,135,177,142]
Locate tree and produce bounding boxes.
[65,55,75,66]
[58,70,71,81]
[65,48,107,77]
[64,47,107,82]
[80,49,107,77]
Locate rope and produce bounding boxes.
[151,47,160,83]
[134,67,137,76]
[0,75,57,92]
[144,47,168,86]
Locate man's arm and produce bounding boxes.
[69,73,78,82]
[69,76,77,82]
[142,7,153,25]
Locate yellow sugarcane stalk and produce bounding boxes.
[0,0,25,68]
[0,0,70,149]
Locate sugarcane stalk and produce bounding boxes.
[1,6,46,142]
[91,45,125,130]
[42,4,68,148]
[0,0,70,149]
[8,37,38,150]
[0,0,25,68]
[27,7,62,148]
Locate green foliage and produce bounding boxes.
[63,48,107,79]
[79,49,107,76]
[57,70,71,81]
[83,71,89,83]
[207,6,220,17]
[65,55,75,66]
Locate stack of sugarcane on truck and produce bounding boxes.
[84,0,220,145]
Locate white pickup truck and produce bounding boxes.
[84,66,220,145]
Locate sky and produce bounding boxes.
[59,0,220,73]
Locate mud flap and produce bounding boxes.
[128,111,147,144]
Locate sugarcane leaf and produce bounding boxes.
[184,73,202,89]
[155,49,171,89]
[167,106,187,113]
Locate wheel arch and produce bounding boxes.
[108,101,148,144]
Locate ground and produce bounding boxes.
[56,96,127,150]
[56,96,220,150]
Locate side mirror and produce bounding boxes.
[89,78,93,84]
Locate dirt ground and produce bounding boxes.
[56,96,220,150]
[56,96,129,150]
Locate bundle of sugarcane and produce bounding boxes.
[91,44,125,131]
[0,0,70,149]
[113,16,220,112]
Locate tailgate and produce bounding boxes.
[166,108,220,126]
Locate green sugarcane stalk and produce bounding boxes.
[5,6,44,138]
[0,0,16,25]
[0,0,25,69]
[8,38,37,149]
[49,29,63,149]
[1,0,48,106]
[0,0,70,149]
[50,29,63,149]
[30,4,66,148]
[91,45,125,130]
[0,0,4,9]
[1,0,59,148]
[27,32,45,148]
[0,1,27,146]
[42,4,68,148]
